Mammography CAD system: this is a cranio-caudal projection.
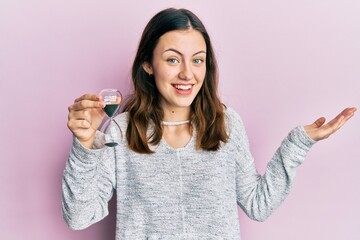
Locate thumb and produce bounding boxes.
[313,117,326,127]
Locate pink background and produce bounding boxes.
[1,0,359,239]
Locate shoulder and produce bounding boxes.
[223,106,247,140]
[224,106,244,128]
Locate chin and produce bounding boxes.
[178,98,196,107]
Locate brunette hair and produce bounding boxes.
[123,8,228,153]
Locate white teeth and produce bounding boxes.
[174,85,191,90]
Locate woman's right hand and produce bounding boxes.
[67,94,105,149]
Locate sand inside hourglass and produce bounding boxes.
[103,95,121,117]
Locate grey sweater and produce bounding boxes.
[62,107,316,239]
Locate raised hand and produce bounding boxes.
[304,107,357,141]
[67,94,106,148]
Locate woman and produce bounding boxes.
[63,8,356,239]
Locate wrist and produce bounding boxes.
[78,136,95,149]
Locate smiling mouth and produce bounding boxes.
[172,84,194,95]
[173,84,193,90]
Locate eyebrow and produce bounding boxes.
[163,48,206,57]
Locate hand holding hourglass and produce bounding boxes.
[67,90,122,149]
[99,89,122,147]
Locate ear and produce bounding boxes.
[142,62,154,75]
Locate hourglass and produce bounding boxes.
[99,89,122,147]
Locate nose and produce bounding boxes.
[178,62,193,81]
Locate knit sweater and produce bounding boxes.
[62,107,316,239]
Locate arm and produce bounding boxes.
[234,120,314,221]
[63,93,115,230]
[62,136,116,230]
[232,107,356,222]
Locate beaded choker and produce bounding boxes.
[161,120,190,126]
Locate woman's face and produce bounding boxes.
[144,29,207,112]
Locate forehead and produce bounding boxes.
[155,29,206,53]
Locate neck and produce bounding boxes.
[162,106,191,122]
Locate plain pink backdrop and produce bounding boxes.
[1,0,359,239]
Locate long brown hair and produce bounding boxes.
[123,8,228,153]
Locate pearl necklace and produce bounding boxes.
[161,120,190,126]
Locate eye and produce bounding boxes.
[167,58,179,64]
[193,58,204,64]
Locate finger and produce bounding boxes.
[68,109,92,123]
[342,107,357,120]
[314,117,326,127]
[336,112,355,129]
[319,109,356,139]
[317,115,344,140]
[68,99,105,111]
[74,94,101,103]
[333,107,356,129]
[326,107,356,128]
[334,107,357,121]
[67,119,91,132]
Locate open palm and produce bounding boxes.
[304,107,357,141]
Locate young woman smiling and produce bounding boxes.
[63,8,356,239]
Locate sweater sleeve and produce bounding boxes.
[61,135,116,230]
[228,109,316,222]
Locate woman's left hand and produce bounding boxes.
[304,107,357,141]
